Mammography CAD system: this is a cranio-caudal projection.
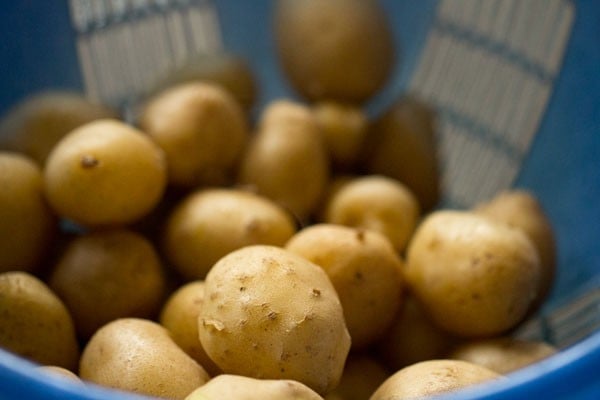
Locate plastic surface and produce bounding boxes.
[0,0,598,399]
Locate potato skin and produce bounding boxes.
[474,190,556,311]
[0,152,55,272]
[237,100,329,221]
[377,295,457,371]
[322,175,420,252]
[405,211,541,337]
[140,82,248,187]
[159,281,222,376]
[362,96,440,211]
[198,245,350,395]
[80,318,209,400]
[324,355,389,400]
[369,359,501,400]
[0,272,79,371]
[185,375,324,400]
[448,337,557,374]
[43,119,167,227]
[0,91,117,165]
[285,224,403,348]
[274,0,395,103]
[49,230,166,339]
[163,188,297,280]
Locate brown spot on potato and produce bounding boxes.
[80,154,99,168]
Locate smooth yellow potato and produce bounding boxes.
[274,0,395,103]
[43,119,167,227]
[80,318,209,400]
[286,224,403,348]
[448,337,557,374]
[0,152,55,272]
[185,375,324,400]
[163,188,297,280]
[325,355,389,400]
[313,102,368,170]
[322,175,420,252]
[237,100,329,221]
[49,230,166,339]
[369,360,501,400]
[0,272,79,370]
[362,96,440,211]
[150,52,257,113]
[405,211,542,337]
[140,81,248,187]
[377,295,458,371]
[159,281,221,376]
[37,366,84,384]
[0,91,117,165]
[198,245,350,395]
[475,190,557,311]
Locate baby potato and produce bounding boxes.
[313,101,368,170]
[405,211,542,338]
[37,366,84,384]
[274,0,395,103]
[285,224,403,348]
[362,96,440,211]
[49,229,166,339]
[43,119,167,227]
[185,375,324,400]
[0,91,117,165]
[0,272,79,370]
[474,190,557,311]
[237,100,329,221]
[0,152,55,272]
[377,295,458,371]
[448,337,557,374]
[140,81,248,187]
[324,355,389,400]
[159,281,221,376]
[322,175,420,252]
[198,245,350,395]
[369,359,501,400]
[149,51,257,113]
[80,318,209,400]
[163,188,297,280]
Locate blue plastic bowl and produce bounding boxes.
[0,1,598,399]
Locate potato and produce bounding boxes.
[80,318,209,400]
[0,91,117,165]
[405,211,542,337]
[362,96,440,211]
[369,359,501,400]
[237,100,329,221]
[0,272,79,370]
[150,51,257,113]
[324,355,389,400]
[313,102,368,170]
[377,295,457,371]
[185,375,324,400]
[43,119,167,227]
[159,281,222,376]
[198,245,350,395]
[274,0,395,103]
[475,190,557,311]
[285,224,403,348]
[0,152,55,272]
[322,175,420,252]
[49,229,166,339]
[448,337,557,374]
[37,366,84,384]
[163,188,297,280]
[140,81,248,187]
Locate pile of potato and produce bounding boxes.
[0,1,559,399]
